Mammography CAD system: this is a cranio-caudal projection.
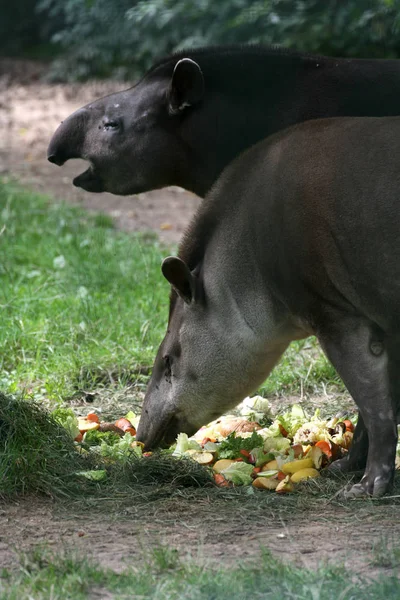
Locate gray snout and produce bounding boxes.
[136,412,196,450]
[47,108,88,166]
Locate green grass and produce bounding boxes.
[1,545,400,600]
[0,180,168,401]
[0,393,214,499]
[0,179,341,403]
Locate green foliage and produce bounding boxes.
[217,431,264,459]
[35,0,400,81]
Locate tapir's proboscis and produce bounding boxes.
[48,45,400,198]
[136,117,400,498]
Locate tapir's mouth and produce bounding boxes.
[73,166,105,193]
[136,414,197,450]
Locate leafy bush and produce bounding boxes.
[4,1,400,79]
[38,0,400,81]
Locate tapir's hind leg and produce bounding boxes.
[318,316,397,498]
[328,338,400,478]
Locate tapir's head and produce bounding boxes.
[136,256,254,449]
[47,58,206,196]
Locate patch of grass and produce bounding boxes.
[0,393,102,499]
[371,535,400,568]
[0,392,212,500]
[0,180,168,401]
[2,545,400,600]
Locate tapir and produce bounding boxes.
[136,116,400,498]
[48,45,400,198]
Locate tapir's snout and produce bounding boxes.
[47,108,88,166]
[136,409,197,451]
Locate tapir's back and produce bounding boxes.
[206,116,400,330]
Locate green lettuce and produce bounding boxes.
[220,462,254,486]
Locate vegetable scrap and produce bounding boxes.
[51,396,375,493]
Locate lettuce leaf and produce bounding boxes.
[220,462,254,485]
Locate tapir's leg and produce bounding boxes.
[318,318,397,498]
[331,343,400,473]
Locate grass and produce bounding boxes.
[0,179,342,404]
[0,180,168,401]
[1,545,400,600]
[0,394,213,499]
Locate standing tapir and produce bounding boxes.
[136,116,400,498]
[48,45,400,198]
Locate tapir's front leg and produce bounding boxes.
[318,317,397,498]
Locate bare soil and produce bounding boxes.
[1,492,400,580]
[1,59,400,582]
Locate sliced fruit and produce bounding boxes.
[130,441,144,449]
[343,419,355,433]
[291,444,304,458]
[262,459,279,471]
[253,477,279,490]
[77,419,100,433]
[281,458,314,474]
[86,413,100,423]
[310,446,324,469]
[185,450,214,465]
[315,440,332,458]
[257,469,279,478]
[276,476,294,493]
[213,459,236,473]
[115,418,133,431]
[214,473,231,487]
[124,427,136,436]
[74,432,83,443]
[290,468,320,483]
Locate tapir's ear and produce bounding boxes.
[168,58,204,115]
[162,256,196,304]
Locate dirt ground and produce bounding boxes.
[1,492,400,580]
[1,59,400,582]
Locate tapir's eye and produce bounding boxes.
[103,120,120,131]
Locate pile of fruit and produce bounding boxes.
[52,396,360,492]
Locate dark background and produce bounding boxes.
[2,0,400,81]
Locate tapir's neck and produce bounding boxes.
[160,47,400,197]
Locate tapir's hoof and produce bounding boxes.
[342,476,392,499]
[343,483,369,499]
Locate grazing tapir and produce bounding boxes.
[136,116,400,498]
[48,45,400,198]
